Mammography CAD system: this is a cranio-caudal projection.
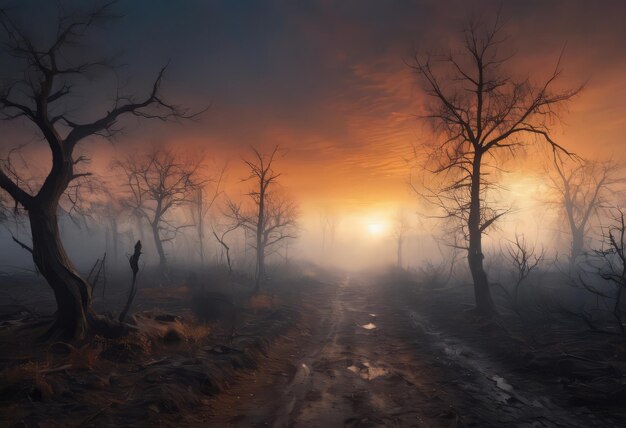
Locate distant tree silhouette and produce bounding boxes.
[411,16,580,316]
[547,154,623,263]
[115,148,203,271]
[393,210,411,268]
[578,208,626,339]
[0,192,8,222]
[227,147,298,292]
[0,4,198,339]
[89,186,126,266]
[189,165,225,266]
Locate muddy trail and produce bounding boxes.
[201,274,619,427]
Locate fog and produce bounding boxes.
[0,170,599,276]
[1,2,626,425]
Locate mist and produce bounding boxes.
[1,1,626,426]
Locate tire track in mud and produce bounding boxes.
[203,274,618,427]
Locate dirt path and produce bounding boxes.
[202,274,618,427]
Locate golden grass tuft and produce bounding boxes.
[179,322,211,343]
[248,293,276,309]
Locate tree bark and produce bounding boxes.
[254,243,265,293]
[151,222,167,270]
[468,154,496,316]
[29,204,92,340]
[111,216,119,264]
[571,228,584,263]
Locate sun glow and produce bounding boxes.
[367,222,386,236]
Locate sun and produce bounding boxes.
[367,223,385,236]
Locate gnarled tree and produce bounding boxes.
[411,17,580,316]
[0,4,196,339]
[115,148,203,270]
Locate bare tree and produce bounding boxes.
[115,148,203,270]
[393,209,411,268]
[418,234,462,289]
[80,184,126,266]
[320,208,338,250]
[227,147,298,292]
[578,208,626,340]
[411,17,580,316]
[503,233,545,309]
[212,223,239,274]
[548,154,623,263]
[0,4,198,339]
[189,165,225,265]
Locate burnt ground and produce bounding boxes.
[0,266,625,427]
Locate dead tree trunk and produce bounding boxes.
[119,240,142,323]
[29,170,93,340]
[571,227,584,263]
[255,245,265,293]
[151,221,167,271]
[468,154,495,316]
[397,237,403,268]
[254,179,266,293]
[111,217,119,264]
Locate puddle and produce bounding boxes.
[492,375,513,393]
[361,323,377,330]
[347,361,389,380]
[369,313,377,317]
[443,345,457,356]
[291,362,311,384]
[366,366,388,380]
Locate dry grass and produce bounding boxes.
[139,285,191,301]
[179,322,211,343]
[248,293,277,309]
[0,361,54,400]
[68,343,102,370]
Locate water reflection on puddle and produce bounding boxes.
[492,375,513,393]
[361,322,377,330]
[347,361,388,380]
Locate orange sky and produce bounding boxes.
[1,1,626,248]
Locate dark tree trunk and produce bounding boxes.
[111,217,119,264]
[151,222,167,270]
[254,182,266,293]
[468,154,496,316]
[29,204,92,340]
[254,243,265,293]
[571,228,584,263]
[197,189,205,265]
